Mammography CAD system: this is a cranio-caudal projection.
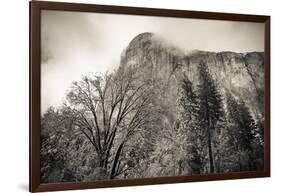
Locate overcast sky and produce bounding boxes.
[41,10,264,114]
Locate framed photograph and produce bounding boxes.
[30,1,270,192]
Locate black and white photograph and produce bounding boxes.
[40,10,265,183]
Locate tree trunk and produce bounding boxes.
[238,155,242,171]
[207,129,214,173]
[97,154,108,179]
[110,143,124,179]
[216,150,221,173]
[206,100,214,173]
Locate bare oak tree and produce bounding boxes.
[66,66,153,179]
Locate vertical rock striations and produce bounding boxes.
[120,32,264,122]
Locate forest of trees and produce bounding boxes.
[41,61,264,183]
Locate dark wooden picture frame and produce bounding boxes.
[30,1,270,192]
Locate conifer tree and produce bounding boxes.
[197,61,224,173]
[179,76,204,174]
[225,93,261,171]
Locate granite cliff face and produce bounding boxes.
[120,32,264,122]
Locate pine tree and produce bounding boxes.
[225,93,262,171]
[197,61,224,173]
[180,77,198,117]
[178,76,204,174]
